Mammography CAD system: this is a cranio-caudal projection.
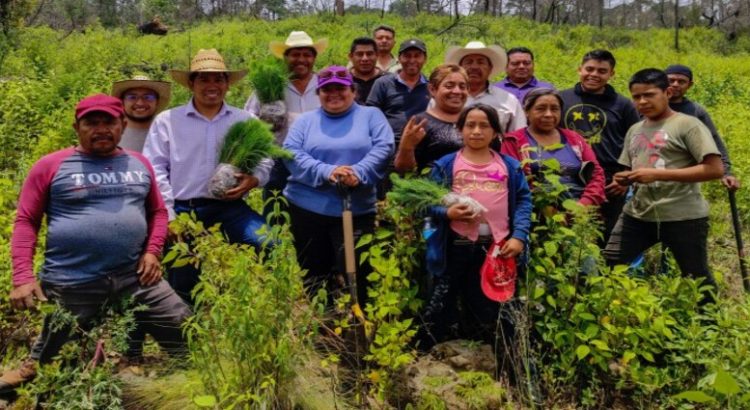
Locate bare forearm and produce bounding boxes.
[653,156,723,183]
[394,145,416,173]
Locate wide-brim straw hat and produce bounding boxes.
[169,48,248,88]
[111,75,172,113]
[445,41,507,79]
[269,31,328,59]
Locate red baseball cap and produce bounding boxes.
[75,94,124,120]
[481,255,517,302]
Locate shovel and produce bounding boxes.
[728,189,749,292]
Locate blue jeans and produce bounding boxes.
[168,198,267,304]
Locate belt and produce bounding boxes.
[453,235,493,245]
[174,197,222,207]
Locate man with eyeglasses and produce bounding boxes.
[111,75,171,152]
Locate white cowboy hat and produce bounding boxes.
[111,75,172,113]
[169,49,248,88]
[445,41,507,79]
[269,31,328,59]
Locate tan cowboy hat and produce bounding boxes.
[169,48,248,88]
[445,41,507,79]
[111,75,172,113]
[269,31,328,59]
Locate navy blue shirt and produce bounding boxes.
[366,73,430,144]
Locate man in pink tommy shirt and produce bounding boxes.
[1,94,190,395]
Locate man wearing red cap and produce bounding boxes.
[0,94,190,394]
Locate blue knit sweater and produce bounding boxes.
[283,104,394,217]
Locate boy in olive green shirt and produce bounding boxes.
[604,68,723,301]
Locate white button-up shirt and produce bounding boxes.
[143,99,272,219]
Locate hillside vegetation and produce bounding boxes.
[1,13,750,409]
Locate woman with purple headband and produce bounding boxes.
[283,65,395,303]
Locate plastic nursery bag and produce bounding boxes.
[441,192,488,218]
[208,163,241,199]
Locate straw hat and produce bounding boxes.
[269,31,328,59]
[111,75,172,113]
[169,49,248,88]
[445,41,507,79]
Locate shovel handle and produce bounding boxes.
[728,189,749,292]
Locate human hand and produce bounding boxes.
[722,175,740,191]
[447,204,477,222]
[329,166,359,187]
[10,282,47,310]
[617,168,662,185]
[399,116,428,150]
[499,238,524,258]
[137,253,162,286]
[605,180,629,196]
[223,173,259,200]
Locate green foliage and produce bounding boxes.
[168,201,313,408]
[15,300,139,409]
[218,118,291,173]
[386,174,450,214]
[248,57,288,103]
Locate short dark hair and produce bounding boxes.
[350,37,377,54]
[522,88,563,112]
[373,25,395,36]
[507,47,534,61]
[581,49,616,69]
[283,47,317,57]
[457,103,503,135]
[629,68,669,91]
[188,72,229,82]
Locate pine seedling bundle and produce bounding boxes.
[209,119,292,198]
[387,174,488,217]
[248,58,287,104]
[387,174,450,214]
[249,58,289,141]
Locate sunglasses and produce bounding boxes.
[123,94,158,102]
[319,69,349,80]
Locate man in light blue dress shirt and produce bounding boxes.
[143,49,272,303]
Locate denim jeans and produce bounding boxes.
[168,198,267,304]
[30,271,190,364]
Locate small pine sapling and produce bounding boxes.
[209,119,292,198]
[387,174,486,216]
[249,58,289,142]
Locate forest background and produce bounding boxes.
[2,0,750,408]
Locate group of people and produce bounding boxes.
[0,24,739,394]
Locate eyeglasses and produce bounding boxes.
[318,69,349,80]
[123,94,158,102]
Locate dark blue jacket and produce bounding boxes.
[425,152,533,277]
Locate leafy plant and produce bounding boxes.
[169,199,314,408]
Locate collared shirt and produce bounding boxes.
[466,84,527,132]
[244,73,320,122]
[494,76,556,104]
[377,55,401,73]
[143,99,272,219]
[366,73,430,141]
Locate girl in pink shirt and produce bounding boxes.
[419,104,532,356]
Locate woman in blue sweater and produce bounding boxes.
[283,66,395,303]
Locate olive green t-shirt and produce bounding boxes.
[618,112,719,222]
